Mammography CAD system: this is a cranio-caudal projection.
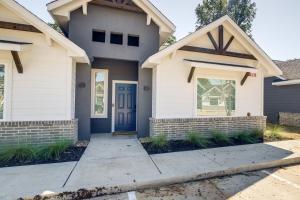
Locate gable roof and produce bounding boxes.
[274,59,300,80]
[47,0,176,44]
[0,0,90,64]
[142,15,282,78]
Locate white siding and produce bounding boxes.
[0,28,74,121]
[153,51,264,119]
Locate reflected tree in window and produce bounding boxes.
[94,72,105,115]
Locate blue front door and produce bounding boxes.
[115,83,137,132]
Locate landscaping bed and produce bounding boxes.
[142,131,263,155]
[0,142,87,168]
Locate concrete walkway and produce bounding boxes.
[2,136,300,200]
[65,134,160,189]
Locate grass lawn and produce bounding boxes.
[265,124,300,142]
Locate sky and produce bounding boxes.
[16,0,300,61]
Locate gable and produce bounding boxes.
[0,4,29,25]
[189,26,251,55]
[142,16,282,78]
[0,0,89,64]
[47,0,175,44]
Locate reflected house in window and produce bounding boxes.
[0,66,4,120]
[197,78,235,116]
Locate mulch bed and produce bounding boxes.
[0,146,86,168]
[142,139,263,155]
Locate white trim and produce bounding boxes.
[47,0,175,31]
[0,59,13,121]
[142,15,282,77]
[0,43,32,52]
[193,75,238,118]
[272,79,300,86]
[185,60,258,73]
[91,69,109,118]
[112,80,138,133]
[1,0,90,64]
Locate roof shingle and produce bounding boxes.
[275,59,300,80]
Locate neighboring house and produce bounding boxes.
[0,0,282,147]
[264,59,300,126]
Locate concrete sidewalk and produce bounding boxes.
[2,136,300,200]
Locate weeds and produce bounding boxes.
[265,124,282,140]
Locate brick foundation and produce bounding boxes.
[0,120,78,149]
[150,116,266,140]
[279,112,300,127]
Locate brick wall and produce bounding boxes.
[150,116,266,140]
[279,112,300,127]
[0,120,78,149]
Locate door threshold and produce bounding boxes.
[112,131,137,136]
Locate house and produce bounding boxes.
[264,59,300,127]
[0,0,282,147]
[0,0,89,147]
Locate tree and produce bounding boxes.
[227,0,256,35]
[164,35,177,46]
[48,22,63,34]
[195,0,256,36]
[195,0,227,29]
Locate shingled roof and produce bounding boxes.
[275,59,300,80]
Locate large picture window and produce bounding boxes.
[91,69,108,118]
[0,65,4,120]
[197,78,236,116]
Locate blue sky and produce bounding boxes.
[16,0,300,61]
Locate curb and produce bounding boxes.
[19,156,300,200]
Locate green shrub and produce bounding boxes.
[0,146,37,163]
[186,132,209,148]
[149,134,168,149]
[212,131,232,146]
[235,131,260,144]
[37,141,71,160]
[266,125,282,140]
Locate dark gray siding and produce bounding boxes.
[68,4,160,62]
[69,4,160,137]
[91,58,138,133]
[264,77,300,123]
[75,63,91,140]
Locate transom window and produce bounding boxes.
[110,33,123,45]
[197,78,236,116]
[128,35,139,47]
[92,30,106,43]
[91,69,108,118]
[0,65,4,120]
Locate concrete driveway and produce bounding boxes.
[91,165,300,200]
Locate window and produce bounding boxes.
[0,65,4,120]
[110,33,123,45]
[197,78,236,116]
[92,30,106,43]
[128,35,139,47]
[91,69,108,118]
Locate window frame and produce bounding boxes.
[194,75,237,117]
[127,34,140,47]
[110,32,123,45]
[92,30,106,43]
[0,60,12,121]
[91,69,109,118]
